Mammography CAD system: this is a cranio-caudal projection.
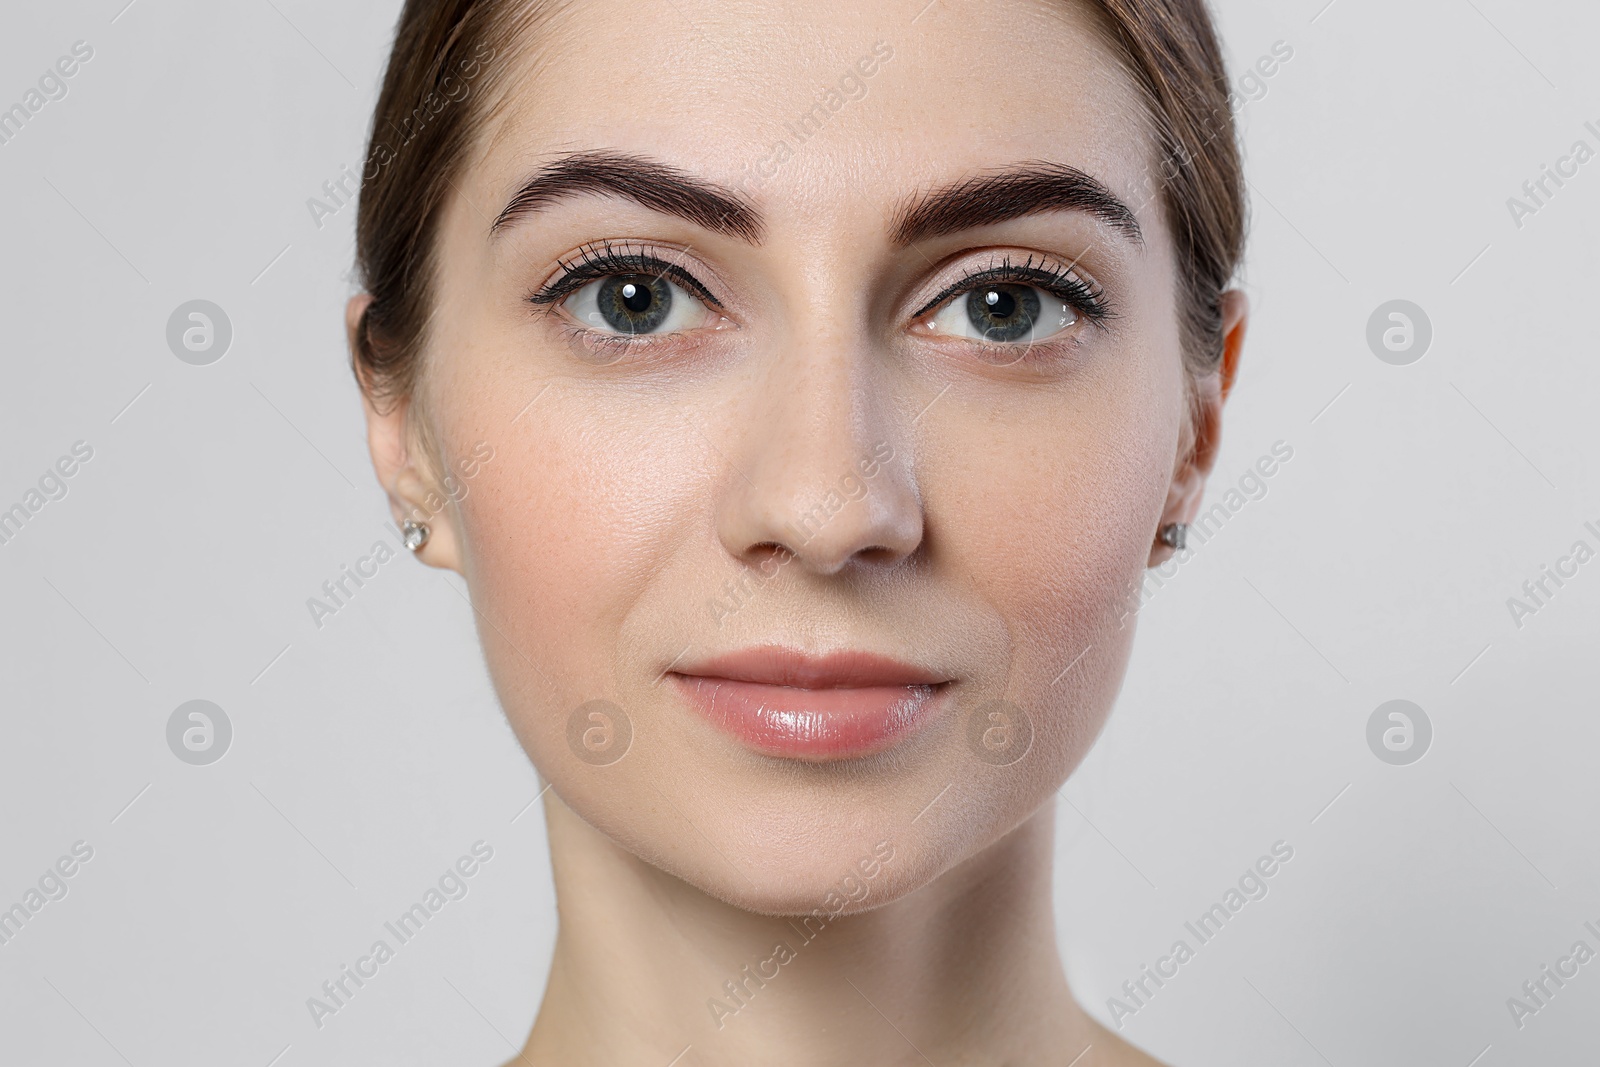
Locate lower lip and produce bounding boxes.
[670,674,942,760]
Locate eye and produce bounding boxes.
[925,283,1078,345]
[561,273,715,335]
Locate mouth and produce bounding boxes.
[667,646,951,761]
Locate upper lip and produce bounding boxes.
[670,646,947,689]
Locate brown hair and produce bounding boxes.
[350,0,1244,408]
[1085,0,1246,383]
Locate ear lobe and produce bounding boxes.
[347,292,463,573]
[1147,288,1249,567]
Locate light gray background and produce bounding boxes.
[2,0,1596,1064]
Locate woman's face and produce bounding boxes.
[368,0,1225,912]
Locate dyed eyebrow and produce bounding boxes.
[490,150,764,243]
[890,161,1144,247]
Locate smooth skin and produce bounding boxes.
[348,0,1246,1063]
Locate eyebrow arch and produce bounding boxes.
[890,160,1144,247]
[490,150,764,243]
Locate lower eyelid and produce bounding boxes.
[556,319,731,363]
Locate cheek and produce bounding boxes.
[929,353,1182,735]
[451,395,705,714]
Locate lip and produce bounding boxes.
[669,646,950,760]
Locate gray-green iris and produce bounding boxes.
[966,284,1040,342]
[598,274,672,333]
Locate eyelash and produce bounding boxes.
[525,245,1113,342]
[912,253,1113,328]
[526,241,721,309]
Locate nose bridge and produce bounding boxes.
[717,330,920,576]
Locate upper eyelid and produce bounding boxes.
[532,245,726,308]
[530,244,1107,327]
[910,257,1107,320]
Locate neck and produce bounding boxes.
[517,792,1117,1066]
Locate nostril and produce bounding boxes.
[717,447,923,576]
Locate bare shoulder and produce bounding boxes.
[1078,1017,1172,1067]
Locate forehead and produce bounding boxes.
[474,0,1159,228]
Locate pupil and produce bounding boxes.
[598,274,672,333]
[621,282,651,313]
[966,284,1040,343]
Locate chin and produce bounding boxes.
[584,747,1053,918]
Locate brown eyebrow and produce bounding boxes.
[490,150,764,243]
[890,161,1144,247]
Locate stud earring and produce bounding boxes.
[401,519,430,552]
[1159,522,1187,551]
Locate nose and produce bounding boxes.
[714,339,923,577]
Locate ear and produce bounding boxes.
[346,293,464,574]
[1149,289,1248,566]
